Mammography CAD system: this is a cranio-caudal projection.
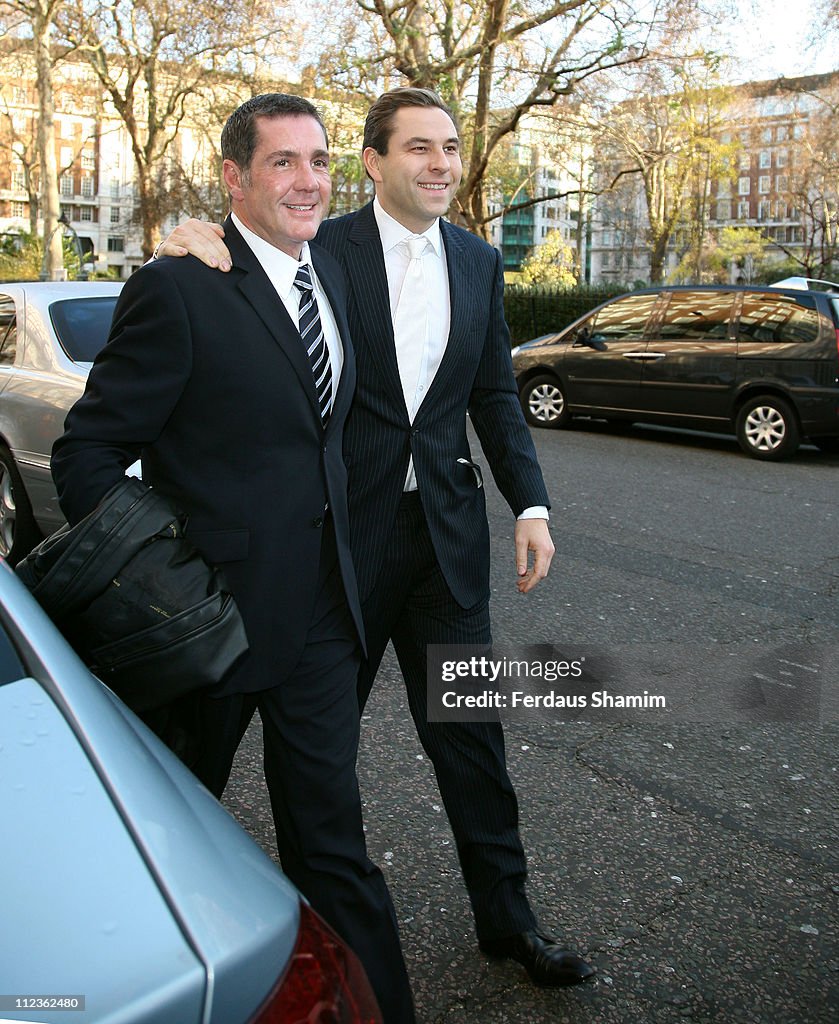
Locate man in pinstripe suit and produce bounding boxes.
[158,87,595,988]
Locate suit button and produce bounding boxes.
[312,516,323,528]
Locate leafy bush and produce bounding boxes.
[504,282,633,344]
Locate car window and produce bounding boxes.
[588,294,658,341]
[655,291,735,341]
[0,294,17,366]
[49,296,119,363]
[738,292,821,345]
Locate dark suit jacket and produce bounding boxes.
[52,217,364,693]
[316,203,550,609]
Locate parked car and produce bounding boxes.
[512,283,839,460]
[0,559,381,1024]
[0,281,124,563]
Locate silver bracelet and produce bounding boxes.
[151,241,164,260]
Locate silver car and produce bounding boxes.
[0,561,382,1023]
[0,282,123,563]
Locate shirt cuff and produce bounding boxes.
[517,505,549,521]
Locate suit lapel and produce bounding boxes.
[224,218,323,427]
[346,205,408,413]
[311,243,355,434]
[415,219,473,419]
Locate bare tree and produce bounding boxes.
[0,0,64,276]
[589,56,736,283]
[0,52,41,235]
[767,77,839,278]
[315,0,716,238]
[58,0,282,259]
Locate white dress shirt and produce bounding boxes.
[232,212,343,413]
[372,200,547,520]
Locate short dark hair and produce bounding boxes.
[362,87,459,155]
[221,93,328,175]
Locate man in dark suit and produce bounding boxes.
[158,87,595,988]
[51,93,415,1023]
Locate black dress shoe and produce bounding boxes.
[479,929,596,987]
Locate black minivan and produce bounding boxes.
[512,283,839,459]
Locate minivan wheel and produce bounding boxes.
[0,444,41,565]
[520,374,570,429]
[735,395,800,460]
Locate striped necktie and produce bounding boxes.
[294,263,332,424]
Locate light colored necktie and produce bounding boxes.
[393,235,431,420]
[294,263,332,424]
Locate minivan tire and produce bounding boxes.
[735,395,800,460]
[520,374,570,429]
[0,443,42,565]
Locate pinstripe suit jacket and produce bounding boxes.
[316,202,550,608]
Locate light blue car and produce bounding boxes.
[0,561,381,1024]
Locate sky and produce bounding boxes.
[722,0,833,81]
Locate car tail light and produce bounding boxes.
[249,900,383,1024]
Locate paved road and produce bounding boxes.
[224,422,838,1023]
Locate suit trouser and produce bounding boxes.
[357,491,538,941]
[171,516,415,1024]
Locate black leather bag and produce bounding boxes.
[16,478,249,712]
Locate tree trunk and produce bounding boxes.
[34,14,63,279]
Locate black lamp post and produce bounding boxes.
[39,211,89,281]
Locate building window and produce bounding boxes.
[738,152,750,170]
[81,177,94,198]
[107,236,124,252]
[60,175,73,197]
[110,179,120,198]
[60,146,74,168]
[776,149,788,168]
[761,127,772,143]
[110,206,121,224]
[738,177,751,195]
[775,174,788,193]
[81,152,95,170]
[716,200,731,220]
[758,175,771,194]
[11,202,25,219]
[758,200,771,221]
[759,150,771,169]
[12,170,26,191]
[61,120,74,139]
[776,125,789,141]
[793,124,805,140]
[80,206,93,222]
[738,200,750,219]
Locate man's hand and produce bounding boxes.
[156,219,231,271]
[514,518,554,593]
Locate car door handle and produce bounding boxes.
[623,351,667,360]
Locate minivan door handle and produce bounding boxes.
[623,351,667,360]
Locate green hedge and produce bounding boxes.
[503,283,633,344]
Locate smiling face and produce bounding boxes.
[362,105,462,234]
[222,113,331,258]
